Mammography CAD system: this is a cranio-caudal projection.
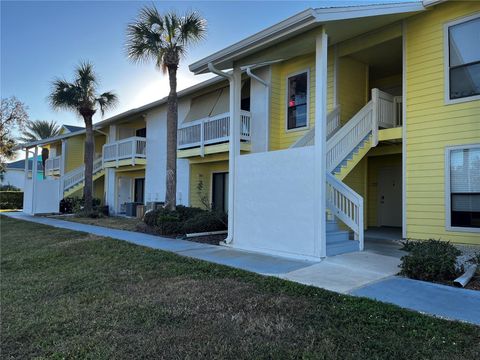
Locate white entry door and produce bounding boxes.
[117,176,132,213]
[378,166,402,227]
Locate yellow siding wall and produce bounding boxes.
[405,2,480,244]
[367,154,402,227]
[65,135,84,172]
[189,160,228,209]
[94,135,106,157]
[268,49,335,151]
[338,56,368,124]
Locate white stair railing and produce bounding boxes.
[326,101,373,172]
[326,173,364,250]
[290,106,341,148]
[45,155,61,175]
[63,157,103,192]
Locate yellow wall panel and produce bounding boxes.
[189,160,228,209]
[405,1,480,244]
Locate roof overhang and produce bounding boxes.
[189,2,426,74]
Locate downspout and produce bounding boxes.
[245,67,270,152]
[207,63,235,244]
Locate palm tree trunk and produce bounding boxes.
[165,65,178,211]
[83,114,94,213]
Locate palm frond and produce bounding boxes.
[96,92,118,116]
[178,11,206,45]
[19,119,61,142]
[49,78,82,113]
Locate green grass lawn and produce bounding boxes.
[1,216,479,359]
[49,214,141,231]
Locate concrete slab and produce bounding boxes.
[280,251,401,294]
[179,246,314,275]
[352,277,480,325]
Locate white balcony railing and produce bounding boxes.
[178,111,251,150]
[102,137,146,165]
[45,155,61,175]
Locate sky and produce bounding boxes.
[1,0,412,130]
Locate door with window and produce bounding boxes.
[212,172,228,213]
[134,178,145,204]
[117,176,132,213]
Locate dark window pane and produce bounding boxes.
[287,72,308,129]
[450,63,480,99]
[134,178,145,203]
[136,128,147,137]
[449,18,480,67]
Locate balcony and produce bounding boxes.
[177,111,251,156]
[45,155,61,176]
[102,137,146,167]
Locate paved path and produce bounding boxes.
[3,212,479,326]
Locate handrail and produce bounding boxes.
[289,106,341,148]
[326,101,373,172]
[326,173,364,250]
[102,136,147,164]
[45,155,62,174]
[63,157,103,191]
[178,110,251,150]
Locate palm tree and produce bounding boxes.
[49,62,117,212]
[20,120,61,178]
[126,6,206,210]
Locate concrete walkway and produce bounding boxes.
[3,212,479,326]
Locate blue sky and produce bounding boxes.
[1,0,409,129]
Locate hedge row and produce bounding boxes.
[0,191,23,210]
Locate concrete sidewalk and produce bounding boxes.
[3,212,480,326]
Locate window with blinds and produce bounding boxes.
[449,146,480,229]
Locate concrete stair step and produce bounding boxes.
[326,230,350,243]
[326,220,340,232]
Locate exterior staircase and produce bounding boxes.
[292,88,401,256]
[62,157,105,197]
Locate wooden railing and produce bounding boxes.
[102,137,146,165]
[45,155,61,175]
[290,106,341,148]
[63,157,103,192]
[326,173,364,250]
[178,110,251,150]
[326,101,373,172]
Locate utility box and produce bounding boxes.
[126,202,141,217]
[136,204,145,219]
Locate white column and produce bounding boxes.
[32,146,39,214]
[314,29,328,258]
[60,139,67,199]
[226,66,242,243]
[24,148,29,183]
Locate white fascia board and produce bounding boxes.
[189,2,425,74]
[423,0,448,7]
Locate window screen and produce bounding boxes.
[449,147,480,228]
[287,72,308,129]
[448,17,480,100]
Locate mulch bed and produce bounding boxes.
[136,223,225,245]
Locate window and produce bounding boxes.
[446,145,480,231]
[136,127,146,137]
[212,172,228,213]
[286,71,308,130]
[446,14,480,102]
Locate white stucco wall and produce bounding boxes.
[23,178,60,214]
[249,66,271,153]
[1,169,26,190]
[145,101,190,206]
[233,146,320,261]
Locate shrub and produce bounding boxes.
[59,197,101,214]
[183,211,227,234]
[400,239,462,282]
[0,184,20,191]
[0,191,23,209]
[142,206,227,236]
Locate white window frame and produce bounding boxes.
[444,12,480,105]
[285,68,310,132]
[444,143,480,233]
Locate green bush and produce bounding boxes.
[400,239,462,282]
[143,206,227,236]
[59,197,101,214]
[0,191,23,209]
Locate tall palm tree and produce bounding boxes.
[126,6,206,210]
[49,62,117,212]
[20,119,61,179]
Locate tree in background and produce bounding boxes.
[49,62,117,213]
[20,120,61,178]
[0,97,29,180]
[126,6,206,210]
